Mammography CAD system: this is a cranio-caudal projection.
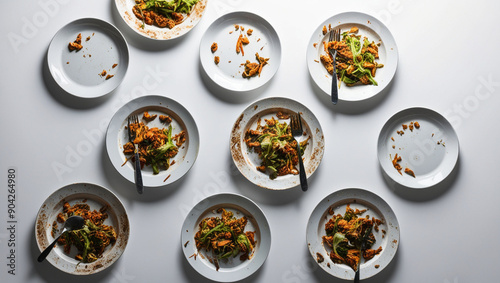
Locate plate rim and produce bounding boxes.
[114,0,207,40]
[181,192,271,282]
[377,106,460,189]
[35,182,130,275]
[199,10,282,92]
[47,17,129,98]
[306,188,400,280]
[229,97,325,190]
[306,11,399,102]
[105,94,200,187]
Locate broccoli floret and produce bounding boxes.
[151,125,178,174]
[332,233,346,257]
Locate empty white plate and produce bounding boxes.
[47,18,129,98]
[200,11,281,92]
[377,107,460,189]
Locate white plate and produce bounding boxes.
[230,97,325,190]
[47,18,129,98]
[106,95,199,187]
[115,0,207,40]
[35,183,130,275]
[377,107,460,189]
[306,188,400,280]
[306,12,398,102]
[181,193,271,282]
[200,11,282,92]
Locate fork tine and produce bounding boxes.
[329,29,333,42]
[297,112,303,132]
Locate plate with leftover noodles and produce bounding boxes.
[181,193,271,282]
[114,0,207,40]
[377,107,459,189]
[106,95,199,187]
[306,188,399,280]
[306,12,398,102]
[230,97,324,190]
[35,183,129,275]
[200,11,282,92]
[47,18,129,98]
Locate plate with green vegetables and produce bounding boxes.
[307,12,399,102]
[230,97,325,190]
[35,183,130,275]
[181,193,271,282]
[114,0,207,40]
[306,188,400,280]
[106,95,200,188]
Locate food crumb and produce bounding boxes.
[184,241,189,247]
[112,63,118,68]
[316,252,324,263]
[68,33,83,51]
[234,24,239,30]
[105,74,114,80]
[322,25,327,35]
[214,56,220,65]
[247,29,253,36]
[375,265,380,269]
[100,70,107,76]
[163,174,171,182]
[66,62,69,64]
[211,42,218,53]
[404,167,415,178]
[86,36,91,42]
[392,153,402,175]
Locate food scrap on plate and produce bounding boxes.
[194,208,256,271]
[245,112,309,179]
[122,112,186,175]
[54,202,117,263]
[132,0,200,29]
[321,26,384,87]
[322,204,383,271]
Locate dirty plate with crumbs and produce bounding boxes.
[200,11,281,92]
[306,188,399,280]
[47,18,129,98]
[377,107,460,189]
[35,183,129,275]
[230,97,324,190]
[181,193,271,282]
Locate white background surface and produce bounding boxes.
[1,0,499,282]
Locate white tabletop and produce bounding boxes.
[1,0,499,282]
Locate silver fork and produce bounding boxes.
[328,28,341,105]
[128,115,143,194]
[290,112,308,191]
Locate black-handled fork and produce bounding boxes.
[290,112,308,191]
[128,115,144,194]
[328,29,341,105]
